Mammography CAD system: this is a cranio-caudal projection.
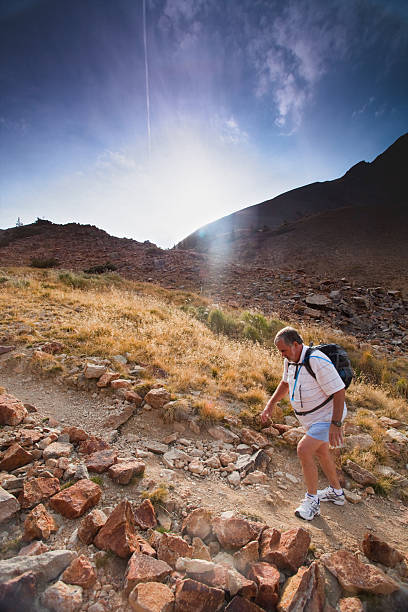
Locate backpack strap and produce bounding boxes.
[303,347,316,379]
[293,394,333,416]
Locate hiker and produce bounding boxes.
[261,326,346,520]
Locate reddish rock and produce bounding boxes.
[41,341,64,354]
[240,428,269,448]
[62,427,88,443]
[18,540,49,556]
[17,429,42,445]
[0,393,27,426]
[182,508,212,540]
[144,388,171,409]
[174,578,224,612]
[49,479,102,518]
[124,391,143,406]
[192,537,211,561]
[78,436,110,455]
[94,499,140,558]
[124,553,172,594]
[338,598,364,612]
[0,486,20,522]
[23,503,57,541]
[128,581,174,612]
[0,571,37,611]
[247,562,280,610]
[282,428,305,446]
[261,527,311,572]
[225,596,265,612]
[108,459,145,484]
[362,532,405,568]
[271,424,291,434]
[62,554,96,589]
[41,580,83,611]
[157,533,193,568]
[136,535,156,557]
[78,509,107,544]
[85,449,118,473]
[213,517,264,550]
[103,405,134,429]
[43,441,73,460]
[343,460,377,486]
[96,371,121,387]
[19,477,61,509]
[262,426,280,438]
[111,378,133,389]
[321,549,399,595]
[233,540,259,574]
[0,443,33,471]
[277,561,325,611]
[133,499,157,530]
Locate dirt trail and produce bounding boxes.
[2,362,407,560]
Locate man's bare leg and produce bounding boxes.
[297,435,327,495]
[315,444,341,490]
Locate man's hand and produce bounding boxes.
[329,424,343,448]
[260,403,274,424]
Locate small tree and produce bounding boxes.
[16,217,23,227]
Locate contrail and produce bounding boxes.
[143,0,151,156]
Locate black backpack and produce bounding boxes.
[303,343,354,389]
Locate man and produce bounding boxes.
[261,326,346,520]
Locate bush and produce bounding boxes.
[84,262,117,274]
[30,257,60,269]
[58,271,90,289]
[208,309,239,336]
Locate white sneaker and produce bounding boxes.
[317,486,345,505]
[295,494,320,521]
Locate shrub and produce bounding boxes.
[58,271,90,289]
[208,309,239,336]
[84,262,117,274]
[30,257,60,269]
[142,484,168,505]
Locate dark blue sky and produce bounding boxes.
[1,0,407,246]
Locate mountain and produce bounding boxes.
[177,133,408,257]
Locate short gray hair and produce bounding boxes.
[274,326,303,346]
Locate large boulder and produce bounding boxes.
[23,503,57,541]
[342,460,377,486]
[78,509,107,544]
[124,553,172,594]
[0,393,27,425]
[94,499,140,558]
[213,516,264,550]
[361,533,405,568]
[19,477,61,509]
[0,550,75,584]
[0,486,20,522]
[277,561,325,611]
[0,571,36,612]
[41,580,83,612]
[62,555,96,589]
[49,479,102,518]
[0,443,33,471]
[128,581,174,612]
[247,562,280,610]
[182,508,213,540]
[157,533,193,568]
[174,578,224,612]
[144,388,171,409]
[260,527,311,572]
[133,499,157,530]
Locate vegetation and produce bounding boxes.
[142,483,168,505]
[30,257,60,268]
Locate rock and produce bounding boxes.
[344,434,375,451]
[207,425,239,444]
[111,378,133,390]
[43,441,73,460]
[0,345,15,354]
[247,561,280,610]
[62,554,96,589]
[343,489,362,504]
[239,428,269,448]
[133,499,157,530]
[213,516,264,550]
[85,449,118,473]
[192,538,212,561]
[174,578,224,612]
[321,549,399,595]
[343,460,377,486]
[18,540,49,556]
[94,499,140,558]
[338,597,365,611]
[277,561,325,611]
[78,436,110,455]
[103,405,135,429]
[385,428,408,444]
[144,441,168,454]
[182,508,212,540]
[128,581,174,612]
[225,596,265,611]
[125,553,172,594]
[157,533,193,568]
[49,479,102,518]
[0,443,33,471]
[78,508,107,544]
[41,580,83,612]
[84,363,107,379]
[41,341,64,354]
[260,527,311,572]
[163,448,190,467]
[305,294,332,309]
[19,477,61,509]
[108,459,145,484]
[136,535,156,557]
[61,426,88,443]
[74,462,89,480]
[362,532,405,568]
[227,471,241,486]
[23,503,57,541]
[125,391,144,406]
[235,450,270,476]
[262,426,280,438]
[0,550,75,584]
[282,427,305,446]
[0,571,36,611]
[233,540,259,574]
[97,371,120,387]
[0,485,20,522]
[144,388,171,409]
[189,459,205,475]
[205,455,222,468]
[0,393,27,425]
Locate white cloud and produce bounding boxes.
[212,115,249,145]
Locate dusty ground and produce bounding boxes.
[2,361,407,561]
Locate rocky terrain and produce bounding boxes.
[0,343,407,611]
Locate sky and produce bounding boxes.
[0,0,407,248]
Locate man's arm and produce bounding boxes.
[260,380,289,424]
[329,388,345,447]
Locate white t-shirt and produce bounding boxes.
[282,345,346,428]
